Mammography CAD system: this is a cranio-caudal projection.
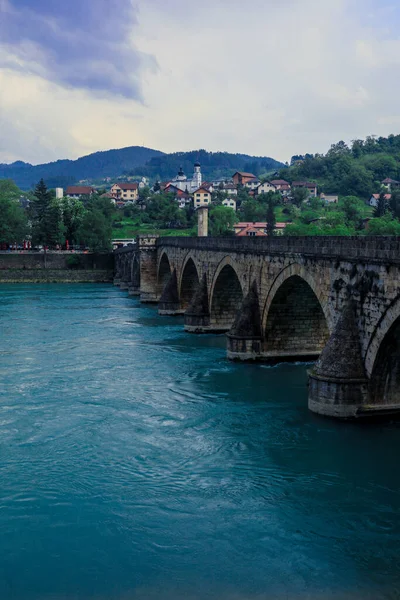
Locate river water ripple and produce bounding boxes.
[0,284,399,599]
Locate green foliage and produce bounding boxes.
[280,133,400,199]
[66,254,83,269]
[240,198,265,222]
[0,192,28,244]
[266,200,276,236]
[292,187,309,206]
[373,193,389,218]
[366,213,400,235]
[209,205,237,236]
[77,210,112,251]
[61,197,85,245]
[30,179,65,248]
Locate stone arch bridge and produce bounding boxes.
[115,236,400,420]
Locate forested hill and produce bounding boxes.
[0,147,284,190]
[136,149,284,181]
[279,134,400,198]
[0,146,164,190]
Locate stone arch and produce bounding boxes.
[365,296,400,378]
[368,310,400,407]
[262,264,330,359]
[179,255,200,310]
[157,252,172,297]
[209,257,244,331]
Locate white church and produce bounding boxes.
[171,162,202,193]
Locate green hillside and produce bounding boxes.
[279,135,400,199]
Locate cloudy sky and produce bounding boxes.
[0,0,399,164]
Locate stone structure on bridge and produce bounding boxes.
[114,236,400,420]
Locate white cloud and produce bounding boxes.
[1,0,400,164]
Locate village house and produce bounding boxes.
[222,198,237,211]
[65,185,95,199]
[111,183,139,202]
[193,186,212,208]
[176,193,193,209]
[382,178,400,192]
[270,179,290,191]
[256,181,277,195]
[320,193,339,204]
[292,181,318,197]
[232,171,257,186]
[223,184,238,196]
[244,177,261,191]
[369,193,391,208]
[234,222,287,237]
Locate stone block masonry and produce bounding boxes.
[114,236,400,420]
[0,252,114,283]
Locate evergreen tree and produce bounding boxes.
[266,200,276,237]
[373,192,389,218]
[30,179,63,248]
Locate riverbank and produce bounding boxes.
[0,252,114,283]
[0,269,113,283]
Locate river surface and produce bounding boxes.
[0,284,399,600]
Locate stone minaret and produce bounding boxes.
[197,206,208,237]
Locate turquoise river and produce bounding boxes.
[0,284,399,600]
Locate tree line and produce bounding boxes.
[0,179,113,250]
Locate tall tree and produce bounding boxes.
[266,200,276,236]
[30,179,63,248]
[373,192,389,218]
[0,196,28,245]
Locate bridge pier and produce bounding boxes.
[308,301,369,418]
[158,269,183,315]
[227,281,262,360]
[184,274,211,333]
[139,236,159,303]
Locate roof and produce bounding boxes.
[371,193,391,200]
[235,222,287,229]
[66,186,94,195]
[246,178,260,184]
[292,181,317,188]
[233,171,256,178]
[270,179,289,185]
[236,227,267,237]
[112,183,139,191]
[194,187,212,194]
[382,178,399,184]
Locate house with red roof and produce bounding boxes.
[66,186,95,199]
[234,222,288,237]
[111,183,139,202]
[232,172,257,186]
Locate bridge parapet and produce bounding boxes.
[114,235,400,420]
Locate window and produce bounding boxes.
[196,194,200,197]
[204,194,208,197]
[247,231,256,236]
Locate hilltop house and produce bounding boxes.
[232,171,257,186]
[292,181,318,197]
[66,186,95,199]
[369,193,391,208]
[270,179,290,191]
[320,193,339,204]
[382,178,400,192]
[234,222,287,236]
[193,186,212,208]
[222,198,237,211]
[111,183,139,202]
[244,177,261,191]
[256,181,277,195]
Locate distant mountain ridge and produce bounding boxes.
[0,146,285,190]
